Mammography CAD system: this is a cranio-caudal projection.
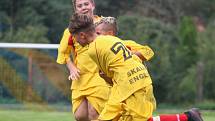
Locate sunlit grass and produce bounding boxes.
[0,104,214,121]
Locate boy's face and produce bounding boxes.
[95,23,106,35]
[76,31,96,46]
[75,0,95,17]
[95,23,114,36]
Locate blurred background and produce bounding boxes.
[0,0,215,121]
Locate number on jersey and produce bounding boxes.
[111,42,132,61]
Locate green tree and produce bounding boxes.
[95,0,137,17]
[197,22,215,100]
[168,16,198,103]
[0,0,71,43]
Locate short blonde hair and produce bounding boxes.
[95,17,118,35]
[95,17,117,26]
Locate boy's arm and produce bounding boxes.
[123,40,154,61]
[57,28,72,64]
[57,28,80,80]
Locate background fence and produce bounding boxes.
[0,44,71,105]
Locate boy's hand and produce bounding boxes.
[67,60,80,80]
[99,70,113,86]
[68,67,80,80]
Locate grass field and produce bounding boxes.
[0,110,75,121]
[0,105,215,121]
[0,109,214,121]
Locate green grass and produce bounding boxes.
[0,110,75,121]
[0,104,75,121]
[0,108,214,121]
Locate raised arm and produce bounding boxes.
[57,28,72,64]
[123,40,154,61]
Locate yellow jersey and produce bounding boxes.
[57,15,102,64]
[56,16,108,90]
[88,35,153,102]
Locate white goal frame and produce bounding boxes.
[0,43,59,49]
[0,42,59,92]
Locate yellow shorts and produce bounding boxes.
[99,85,156,121]
[72,85,110,114]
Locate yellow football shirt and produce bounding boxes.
[56,16,108,90]
[57,15,102,64]
[88,35,153,102]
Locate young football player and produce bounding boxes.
[68,13,204,121]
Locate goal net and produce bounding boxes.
[0,43,71,107]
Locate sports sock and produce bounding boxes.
[148,114,188,121]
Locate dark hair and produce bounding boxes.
[69,13,95,34]
[72,0,95,11]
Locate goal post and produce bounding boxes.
[0,43,59,49]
